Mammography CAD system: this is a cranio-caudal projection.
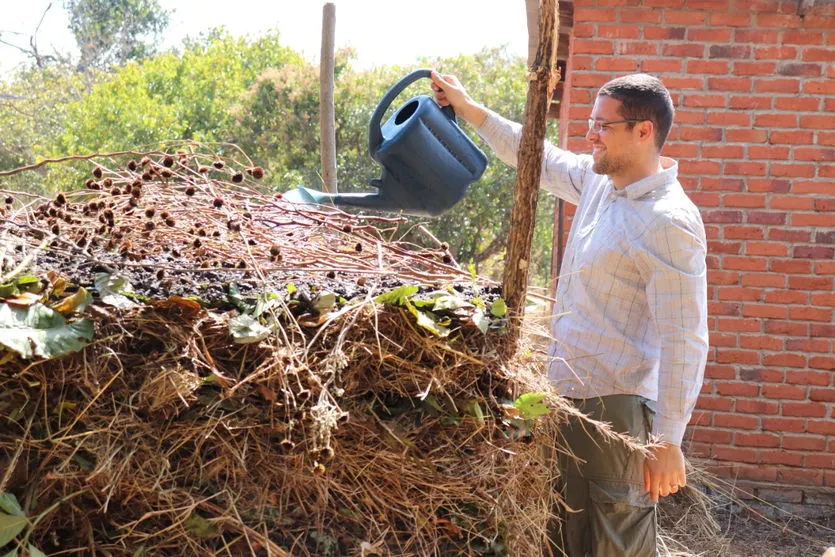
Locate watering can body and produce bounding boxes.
[287,69,487,217]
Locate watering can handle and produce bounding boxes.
[368,68,456,156]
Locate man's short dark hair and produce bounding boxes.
[598,74,674,151]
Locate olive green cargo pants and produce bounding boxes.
[547,395,657,557]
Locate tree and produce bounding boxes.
[65,0,171,71]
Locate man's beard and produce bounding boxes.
[592,151,628,176]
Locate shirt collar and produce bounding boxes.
[616,157,678,200]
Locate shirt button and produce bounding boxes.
[609,192,616,199]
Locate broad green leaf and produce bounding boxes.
[489,298,507,318]
[93,273,138,309]
[27,545,47,557]
[286,283,297,295]
[2,549,18,557]
[15,276,41,293]
[252,292,280,318]
[374,285,418,306]
[431,293,471,312]
[406,304,449,338]
[513,392,550,420]
[229,314,270,344]
[0,493,23,517]
[0,512,28,547]
[227,282,252,314]
[472,308,490,334]
[185,513,218,538]
[0,283,19,298]
[465,400,485,425]
[0,303,94,360]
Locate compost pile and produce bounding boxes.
[0,147,568,556]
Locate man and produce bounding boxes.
[431,71,709,556]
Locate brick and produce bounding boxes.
[788,276,832,291]
[691,428,732,444]
[762,417,806,434]
[810,388,835,402]
[763,289,805,303]
[786,338,831,352]
[768,229,810,242]
[716,317,760,332]
[725,256,767,272]
[809,420,835,435]
[706,112,750,126]
[774,97,821,111]
[811,292,835,306]
[820,131,835,146]
[782,402,827,418]
[680,126,723,140]
[735,466,780,483]
[793,245,835,259]
[739,335,783,350]
[809,356,835,371]
[761,384,807,400]
[716,348,760,365]
[726,128,769,144]
[764,320,807,336]
[724,194,765,208]
[754,79,801,93]
[664,143,700,159]
[688,28,732,42]
[709,44,751,59]
[663,43,706,58]
[701,210,742,223]
[777,62,823,77]
[818,261,835,275]
[769,259,811,274]
[621,8,662,23]
[708,241,742,254]
[715,381,759,397]
[804,80,835,95]
[687,60,730,74]
[753,113,797,128]
[643,26,686,40]
[805,454,835,470]
[723,226,763,240]
[802,47,835,62]
[708,270,739,285]
[642,59,683,73]
[696,395,733,412]
[683,95,727,109]
[769,130,813,144]
[746,178,790,193]
[573,40,614,55]
[811,324,835,338]
[795,147,835,162]
[800,114,835,129]
[739,368,783,383]
[748,145,790,160]
[760,450,804,467]
[594,57,638,71]
[664,77,706,90]
[763,352,807,368]
[790,306,833,322]
[573,8,618,22]
[755,46,799,60]
[757,13,803,29]
[736,399,779,414]
[784,31,825,45]
[595,25,641,40]
[709,332,737,348]
[709,301,741,316]
[664,10,707,25]
[742,274,785,288]
[735,432,780,448]
[817,199,835,212]
[783,435,826,451]
[770,196,813,210]
[733,61,778,76]
[724,162,766,176]
[713,446,758,463]
[709,12,752,27]
[791,213,835,227]
[735,29,780,43]
[787,371,832,386]
[771,163,816,178]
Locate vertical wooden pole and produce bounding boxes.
[320,2,337,194]
[502,0,560,352]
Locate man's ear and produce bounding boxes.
[638,120,655,144]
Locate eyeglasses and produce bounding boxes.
[587,118,644,134]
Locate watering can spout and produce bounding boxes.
[285,186,433,215]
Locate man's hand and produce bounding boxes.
[430,70,488,128]
[643,442,686,503]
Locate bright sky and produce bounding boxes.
[0,0,530,76]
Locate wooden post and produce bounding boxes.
[502,0,560,351]
[320,2,337,194]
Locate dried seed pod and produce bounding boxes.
[213,197,224,208]
[144,221,155,231]
[145,207,155,218]
[55,193,66,206]
[278,439,295,452]
[127,160,138,171]
[231,172,244,183]
[102,178,113,188]
[440,242,449,250]
[131,188,141,198]
[51,224,60,235]
[212,160,224,169]
[162,155,174,167]
[160,169,173,178]
[141,171,152,181]
[355,242,363,252]
[171,248,180,257]
[237,260,246,269]
[92,167,103,179]
[128,197,139,208]
[140,156,151,167]
[165,217,176,227]
[197,229,207,237]
[111,187,122,196]
[247,239,256,245]
[442,254,452,264]
[156,269,165,280]
[212,230,220,238]
[273,192,283,199]
[76,236,87,248]
[193,238,202,248]
[326,270,336,279]
[342,225,352,233]
[197,165,210,174]
[4,196,12,205]
[97,225,106,234]
[246,166,265,179]
[185,186,196,196]
[357,277,366,287]
[269,245,281,257]
[227,220,240,231]
[160,211,169,219]
[317,446,335,461]
[312,462,326,476]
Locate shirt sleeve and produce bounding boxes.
[476,110,592,205]
[633,208,709,446]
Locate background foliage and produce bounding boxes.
[0,6,559,285]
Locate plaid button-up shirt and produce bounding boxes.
[479,111,709,446]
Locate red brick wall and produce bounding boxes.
[560,0,835,499]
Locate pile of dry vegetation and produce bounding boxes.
[0,145,574,556]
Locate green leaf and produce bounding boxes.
[0,493,23,517]
[94,273,138,309]
[0,512,28,548]
[374,285,418,306]
[489,298,507,318]
[0,283,19,298]
[0,303,94,360]
[27,545,47,557]
[513,392,550,420]
[252,292,280,319]
[227,282,253,314]
[286,283,297,295]
[311,291,336,314]
[185,513,218,538]
[15,276,41,293]
[431,293,471,312]
[229,314,270,344]
[406,303,449,338]
[471,308,490,334]
[51,287,92,315]
[465,400,485,425]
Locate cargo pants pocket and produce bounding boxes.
[588,479,657,557]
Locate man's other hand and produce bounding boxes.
[643,442,686,503]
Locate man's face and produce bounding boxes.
[586,95,638,177]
